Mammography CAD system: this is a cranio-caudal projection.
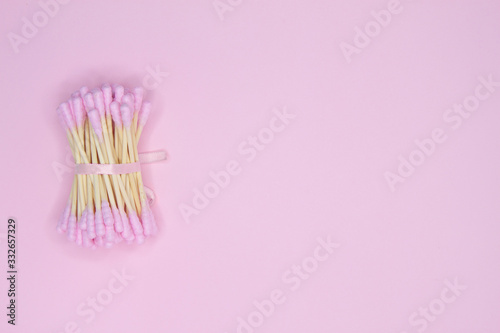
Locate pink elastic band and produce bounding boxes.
[75,162,140,175]
[75,151,167,175]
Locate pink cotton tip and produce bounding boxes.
[71,91,81,98]
[79,86,89,97]
[135,235,145,245]
[113,85,125,102]
[120,104,133,127]
[86,209,96,239]
[71,97,86,128]
[59,102,75,129]
[112,207,123,233]
[94,236,104,247]
[56,107,68,130]
[134,87,144,111]
[76,227,83,246]
[101,200,114,226]
[105,224,115,243]
[114,232,123,243]
[83,92,95,112]
[120,210,135,242]
[78,208,88,230]
[67,214,77,242]
[138,101,152,128]
[57,201,71,233]
[95,209,105,237]
[102,84,113,115]
[141,206,153,237]
[128,210,144,236]
[82,230,92,248]
[110,101,122,127]
[122,93,135,110]
[88,109,103,141]
[92,89,106,118]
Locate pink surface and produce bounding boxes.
[1,0,500,332]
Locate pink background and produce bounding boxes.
[1,0,500,332]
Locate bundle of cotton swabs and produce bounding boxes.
[56,84,157,248]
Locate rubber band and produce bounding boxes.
[75,151,167,175]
